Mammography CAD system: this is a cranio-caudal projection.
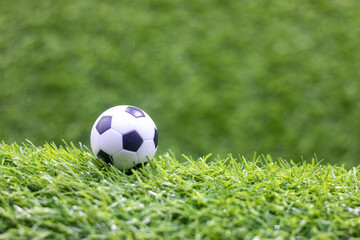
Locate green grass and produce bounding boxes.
[1,142,360,239]
[1,0,360,166]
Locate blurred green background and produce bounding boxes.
[1,0,360,166]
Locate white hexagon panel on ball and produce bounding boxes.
[90,105,158,172]
[113,150,139,171]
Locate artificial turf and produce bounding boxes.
[2,1,360,166]
[1,142,360,239]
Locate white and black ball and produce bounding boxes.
[90,105,158,171]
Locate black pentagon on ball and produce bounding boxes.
[125,106,145,118]
[96,116,112,134]
[123,130,143,152]
[97,150,113,165]
[154,128,158,148]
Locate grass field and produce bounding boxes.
[1,142,359,239]
[1,1,360,166]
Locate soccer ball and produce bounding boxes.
[90,105,158,171]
